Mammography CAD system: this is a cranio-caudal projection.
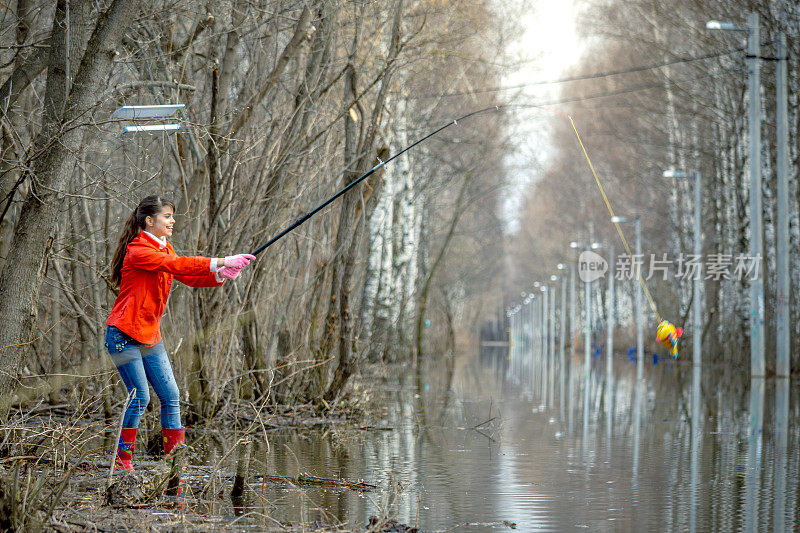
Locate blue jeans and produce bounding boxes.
[105,326,182,429]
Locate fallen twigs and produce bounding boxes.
[259,473,378,492]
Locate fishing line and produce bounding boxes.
[251,64,733,257]
[555,110,663,322]
[3,90,675,405]
[249,99,664,323]
[249,68,707,328]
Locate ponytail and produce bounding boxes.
[110,195,176,287]
[110,210,141,287]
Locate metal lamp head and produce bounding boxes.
[706,20,746,31]
[663,169,686,179]
[111,104,185,119]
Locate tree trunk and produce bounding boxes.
[48,284,62,405]
[415,175,469,361]
[321,1,403,402]
[0,0,138,410]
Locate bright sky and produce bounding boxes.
[501,0,584,232]
[505,0,583,91]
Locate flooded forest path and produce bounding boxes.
[9,339,799,532]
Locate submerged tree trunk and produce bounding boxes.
[323,0,403,402]
[415,175,469,360]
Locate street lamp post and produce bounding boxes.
[776,32,790,376]
[583,255,591,432]
[520,302,526,380]
[707,12,764,375]
[569,262,576,351]
[745,13,765,376]
[570,240,593,431]
[570,242,592,394]
[610,216,643,379]
[557,264,568,420]
[634,217,643,381]
[589,240,609,377]
[605,244,615,434]
[536,294,542,382]
[549,275,557,407]
[581,242,606,432]
[540,284,549,407]
[520,291,528,350]
[605,244,615,382]
[530,295,536,382]
[663,169,703,368]
[509,306,516,379]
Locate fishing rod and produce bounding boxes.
[250,52,747,257]
[250,105,506,256]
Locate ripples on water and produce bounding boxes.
[198,343,799,532]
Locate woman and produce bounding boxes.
[106,195,255,475]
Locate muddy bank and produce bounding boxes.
[1,419,414,532]
[1,360,493,531]
[0,373,409,532]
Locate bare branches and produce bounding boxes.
[0,0,516,416]
[227,5,313,143]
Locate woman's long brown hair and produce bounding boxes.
[110,195,175,287]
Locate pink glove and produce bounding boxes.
[220,267,243,280]
[223,254,256,269]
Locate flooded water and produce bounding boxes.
[195,337,800,532]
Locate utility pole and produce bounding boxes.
[559,272,567,420]
[747,12,765,376]
[549,282,556,407]
[542,286,549,404]
[705,12,764,375]
[776,32,789,377]
[570,263,576,351]
[635,216,644,382]
[692,172,702,369]
[583,247,592,429]
[606,244,615,384]
[606,244,615,430]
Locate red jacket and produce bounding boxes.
[107,231,223,344]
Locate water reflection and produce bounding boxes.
[194,335,799,531]
[744,377,765,532]
[631,376,641,495]
[498,321,799,531]
[689,363,701,532]
[773,377,791,531]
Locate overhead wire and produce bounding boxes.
[250,59,740,296]
[7,44,734,404]
[410,46,746,99]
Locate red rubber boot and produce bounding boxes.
[162,428,186,496]
[115,427,137,471]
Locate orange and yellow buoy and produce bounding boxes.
[656,320,683,359]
